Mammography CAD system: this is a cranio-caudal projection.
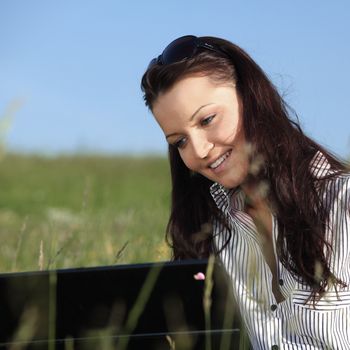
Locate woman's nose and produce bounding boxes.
[191,134,214,159]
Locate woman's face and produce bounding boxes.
[152,75,250,189]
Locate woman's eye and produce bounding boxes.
[173,137,187,149]
[200,115,215,126]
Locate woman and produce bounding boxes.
[141,35,350,349]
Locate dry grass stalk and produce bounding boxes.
[203,254,215,350]
[12,216,28,272]
[38,240,44,271]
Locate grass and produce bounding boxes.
[0,153,172,272]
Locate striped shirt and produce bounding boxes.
[210,152,350,349]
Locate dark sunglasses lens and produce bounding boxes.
[161,35,197,65]
[147,57,158,69]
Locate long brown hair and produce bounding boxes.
[141,36,347,299]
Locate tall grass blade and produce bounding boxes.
[12,216,28,272]
[203,255,215,350]
[48,270,57,350]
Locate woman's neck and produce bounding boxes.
[241,181,272,238]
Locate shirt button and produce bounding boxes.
[271,304,277,311]
[279,279,284,286]
[271,346,279,350]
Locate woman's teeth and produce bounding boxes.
[210,150,231,169]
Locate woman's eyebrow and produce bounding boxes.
[190,103,214,121]
[165,103,214,139]
[165,132,180,140]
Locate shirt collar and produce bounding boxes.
[309,150,334,178]
[210,182,246,212]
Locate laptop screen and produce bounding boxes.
[0,260,244,349]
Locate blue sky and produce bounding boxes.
[1,1,349,158]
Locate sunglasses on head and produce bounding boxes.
[148,35,227,68]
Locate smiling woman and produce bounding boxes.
[141,35,350,349]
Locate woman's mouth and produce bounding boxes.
[209,150,232,171]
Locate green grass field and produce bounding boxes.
[0,153,172,273]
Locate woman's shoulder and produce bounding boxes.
[310,150,349,179]
[323,170,350,205]
[326,173,350,286]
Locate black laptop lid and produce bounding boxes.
[0,260,242,349]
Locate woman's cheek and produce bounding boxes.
[179,152,195,171]
[215,122,238,144]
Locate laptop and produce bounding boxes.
[0,259,245,349]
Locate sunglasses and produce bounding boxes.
[148,35,227,68]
